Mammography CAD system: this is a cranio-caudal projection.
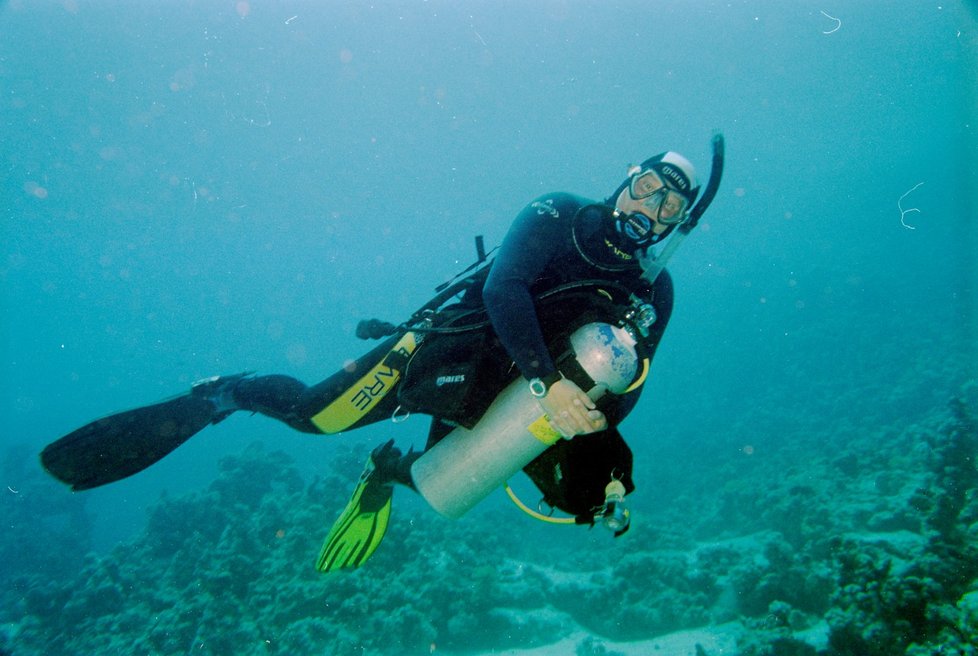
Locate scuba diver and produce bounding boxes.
[41,134,724,572]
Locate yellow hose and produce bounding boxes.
[504,484,577,525]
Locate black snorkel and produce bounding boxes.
[640,132,725,283]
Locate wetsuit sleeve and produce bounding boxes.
[482,196,572,380]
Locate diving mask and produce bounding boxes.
[628,169,690,225]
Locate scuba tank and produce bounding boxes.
[410,322,640,519]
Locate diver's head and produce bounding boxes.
[608,151,700,249]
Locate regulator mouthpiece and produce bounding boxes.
[599,479,630,535]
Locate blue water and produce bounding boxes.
[1,2,975,655]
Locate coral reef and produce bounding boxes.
[822,396,978,656]
[6,442,577,655]
[0,441,93,638]
[3,374,975,655]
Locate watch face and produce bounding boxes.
[529,378,546,398]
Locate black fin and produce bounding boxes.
[40,394,220,491]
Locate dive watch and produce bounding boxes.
[528,372,562,398]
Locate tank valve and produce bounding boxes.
[624,294,657,337]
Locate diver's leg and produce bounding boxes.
[219,333,413,435]
[226,374,321,434]
[338,416,444,493]
[370,417,449,490]
[42,331,413,490]
[425,418,455,450]
[292,334,413,434]
[370,439,420,490]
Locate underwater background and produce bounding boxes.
[1,1,975,654]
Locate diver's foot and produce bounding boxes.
[191,371,254,415]
[370,439,421,489]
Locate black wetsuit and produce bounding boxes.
[231,192,674,515]
[481,193,673,514]
[483,192,672,383]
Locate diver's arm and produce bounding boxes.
[483,194,606,437]
[482,196,564,381]
[537,379,607,437]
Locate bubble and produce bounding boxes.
[23,181,48,199]
[286,343,308,366]
[266,321,285,340]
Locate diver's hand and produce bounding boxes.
[537,378,607,437]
